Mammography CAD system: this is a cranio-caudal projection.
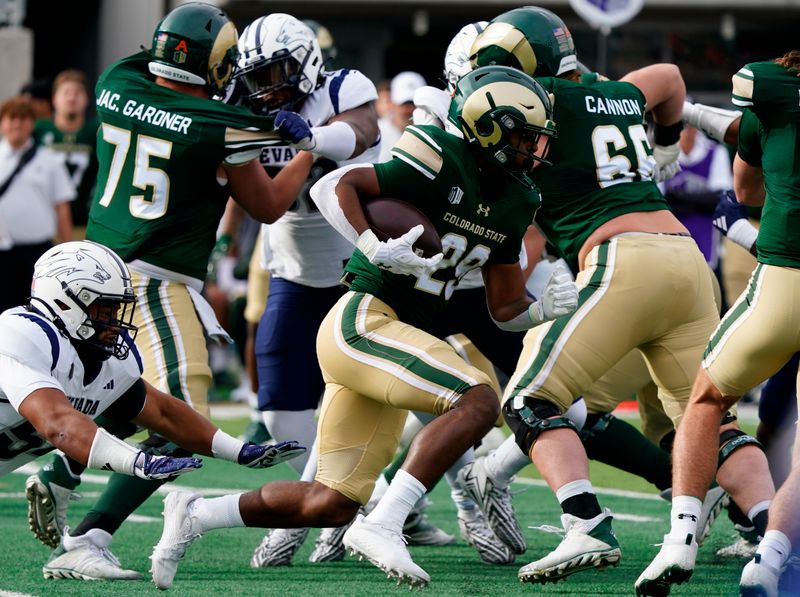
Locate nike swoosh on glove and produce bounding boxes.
[238,440,307,469]
[275,110,316,150]
[133,452,203,480]
[652,142,681,182]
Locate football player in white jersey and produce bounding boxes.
[230,13,381,566]
[0,241,305,579]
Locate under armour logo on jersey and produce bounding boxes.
[477,203,491,217]
[448,186,464,205]
[103,379,115,390]
[677,513,698,522]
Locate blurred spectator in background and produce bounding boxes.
[19,78,53,120]
[34,69,99,239]
[375,79,391,119]
[0,96,74,312]
[378,71,425,161]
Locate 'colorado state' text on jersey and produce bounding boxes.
[532,76,668,271]
[253,69,381,288]
[0,308,143,476]
[87,53,283,282]
[345,125,538,330]
[732,60,800,268]
[34,118,100,228]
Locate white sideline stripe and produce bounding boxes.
[0,591,38,597]
[612,513,662,523]
[513,477,664,501]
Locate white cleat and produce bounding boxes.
[150,491,203,590]
[251,527,310,567]
[43,527,142,580]
[696,485,729,546]
[458,458,526,554]
[309,524,350,563]
[26,474,80,548]
[458,511,515,565]
[739,554,782,597]
[635,533,697,596]
[520,509,620,584]
[716,537,759,559]
[343,514,430,588]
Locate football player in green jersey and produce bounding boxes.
[642,50,800,597]
[147,66,578,590]
[33,69,100,238]
[468,5,762,587]
[26,2,315,581]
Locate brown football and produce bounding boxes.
[362,198,443,258]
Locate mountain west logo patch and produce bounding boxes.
[448,186,464,205]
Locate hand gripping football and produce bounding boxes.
[362,198,442,258]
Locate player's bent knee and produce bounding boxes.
[502,396,578,457]
[302,482,361,527]
[458,385,501,424]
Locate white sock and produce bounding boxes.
[747,500,771,524]
[485,435,530,487]
[189,494,245,533]
[366,469,426,532]
[756,530,792,570]
[299,438,319,483]
[366,474,390,513]
[262,410,317,475]
[668,495,702,541]
[555,479,595,504]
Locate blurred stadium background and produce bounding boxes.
[2,0,800,109]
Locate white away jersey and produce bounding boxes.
[0,307,144,476]
[261,69,382,288]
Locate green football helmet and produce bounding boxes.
[147,2,239,97]
[470,6,578,78]
[448,65,556,185]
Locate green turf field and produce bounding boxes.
[0,414,775,596]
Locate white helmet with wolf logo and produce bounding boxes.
[30,241,137,359]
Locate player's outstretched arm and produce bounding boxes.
[18,387,202,480]
[134,380,306,469]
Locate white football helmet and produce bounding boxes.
[30,241,137,360]
[236,13,324,114]
[444,21,489,92]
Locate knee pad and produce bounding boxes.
[503,397,579,457]
[136,432,193,458]
[579,412,614,441]
[718,429,763,469]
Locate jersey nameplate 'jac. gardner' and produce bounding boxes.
[87,53,283,282]
[344,124,539,331]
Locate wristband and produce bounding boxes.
[86,428,140,474]
[727,219,759,253]
[211,429,245,462]
[356,228,381,261]
[310,121,357,161]
[492,304,537,332]
[654,121,683,146]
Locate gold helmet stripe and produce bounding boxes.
[461,81,549,148]
[208,21,239,88]
[470,22,537,76]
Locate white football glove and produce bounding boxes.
[530,263,579,324]
[651,142,681,182]
[357,226,443,276]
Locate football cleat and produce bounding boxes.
[716,537,759,559]
[150,491,204,590]
[343,513,430,588]
[635,532,698,596]
[43,527,142,580]
[251,527,309,567]
[457,457,526,554]
[309,524,350,563]
[739,554,782,597]
[404,497,455,546]
[458,511,515,565]
[696,485,729,546]
[26,473,81,548]
[520,509,620,584]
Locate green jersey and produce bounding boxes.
[87,53,282,281]
[33,118,99,227]
[532,76,668,271]
[732,60,800,268]
[345,125,538,331]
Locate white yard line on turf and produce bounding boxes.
[0,590,39,597]
[512,476,663,501]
